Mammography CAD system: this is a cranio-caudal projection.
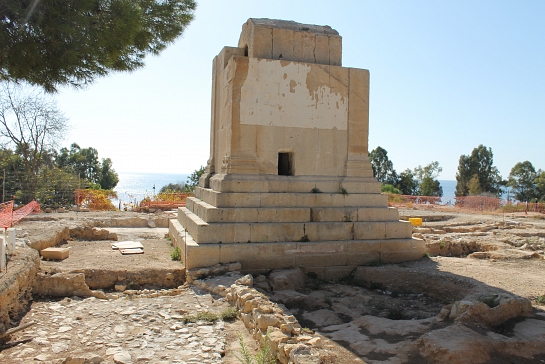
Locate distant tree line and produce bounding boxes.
[0,83,118,206]
[159,166,205,193]
[369,146,443,197]
[370,144,545,202]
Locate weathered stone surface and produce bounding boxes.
[269,268,306,291]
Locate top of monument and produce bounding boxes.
[247,18,339,36]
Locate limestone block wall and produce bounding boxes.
[238,18,342,66]
[214,55,371,177]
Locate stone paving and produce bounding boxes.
[0,286,231,363]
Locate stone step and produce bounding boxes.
[177,207,412,244]
[186,197,310,223]
[185,198,400,223]
[194,188,388,208]
[169,219,425,271]
[207,173,381,194]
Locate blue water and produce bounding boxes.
[114,172,189,207]
[113,174,460,207]
[439,179,457,205]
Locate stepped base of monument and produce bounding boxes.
[169,219,426,279]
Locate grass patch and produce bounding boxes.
[298,235,310,242]
[537,295,545,305]
[180,308,238,324]
[180,311,219,324]
[221,307,238,321]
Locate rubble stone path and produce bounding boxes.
[0,287,232,363]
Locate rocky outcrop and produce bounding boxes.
[448,294,532,327]
[416,322,545,364]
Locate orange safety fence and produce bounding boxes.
[0,200,41,229]
[140,193,193,210]
[387,194,442,206]
[387,192,545,214]
[454,195,503,211]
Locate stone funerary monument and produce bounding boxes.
[170,19,425,278]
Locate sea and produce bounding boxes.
[114,172,189,207]
[113,173,459,206]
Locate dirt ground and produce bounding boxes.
[398,206,545,304]
[41,227,175,272]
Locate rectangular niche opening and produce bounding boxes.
[278,152,292,176]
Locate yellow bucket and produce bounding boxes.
[409,218,422,226]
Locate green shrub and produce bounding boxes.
[170,246,181,261]
[381,184,402,194]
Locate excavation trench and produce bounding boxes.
[0,215,186,335]
[258,264,545,364]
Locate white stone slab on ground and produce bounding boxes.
[119,248,144,255]
[111,241,144,250]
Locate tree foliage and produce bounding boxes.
[0,83,118,204]
[455,145,502,197]
[369,146,398,185]
[397,169,418,195]
[535,171,545,202]
[0,0,196,91]
[186,166,205,192]
[508,161,538,202]
[159,182,186,193]
[381,184,402,194]
[414,161,443,197]
[0,82,67,201]
[467,174,482,195]
[57,143,119,190]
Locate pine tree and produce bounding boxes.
[0,0,196,91]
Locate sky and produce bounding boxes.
[55,1,545,180]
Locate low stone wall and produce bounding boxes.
[27,227,70,251]
[0,247,40,334]
[82,268,185,290]
[33,271,107,299]
[69,227,118,241]
[93,216,169,228]
[190,265,337,364]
